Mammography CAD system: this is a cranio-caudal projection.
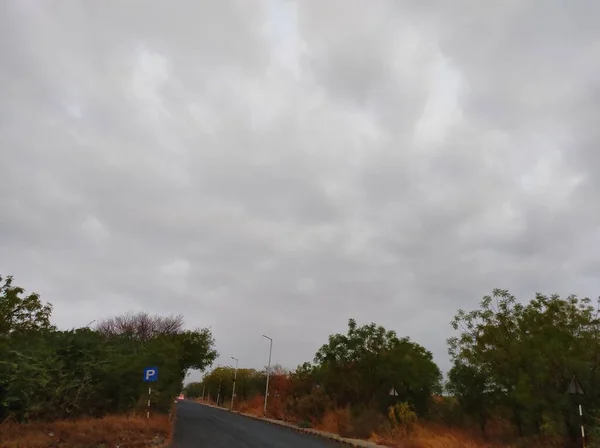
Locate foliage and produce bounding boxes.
[196,366,265,406]
[447,288,600,444]
[313,318,442,414]
[0,275,217,423]
[389,402,417,428]
[198,297,600,447]
[286,386,331,423]
[183,381,204,398]
[96,312,184,341]
[8,271,600,447]
[388,401,418,435]
[0,275,54,335]
[0,414,171,448]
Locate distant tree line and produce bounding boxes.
[0,275,218,422]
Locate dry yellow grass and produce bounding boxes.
[369,424,508,448]
[233,395,265,417]
[225,399,515,448]
[0,414,172,448]
[316,407,352,436]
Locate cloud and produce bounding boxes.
[1,0,599,378]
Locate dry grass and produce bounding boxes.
[194,396,529,447]
[226,398,519,448]
[369,423,510,448]
[316,408,353,436]
[234,395,264,418]
[0,414,172,448]
[315,408,498,447]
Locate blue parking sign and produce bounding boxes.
[143,366,158,382]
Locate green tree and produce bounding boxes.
[0,276,219,423]
[0,276,55,421]
[314,318,441,413]
[0,275,54,335]
[446,362,492,433]
[95,313,218,413]
[200,367,264,405]
[178,328,218,372]
[183,381,204,398]
[447,289,600,442]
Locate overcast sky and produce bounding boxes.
[1,0,599,380]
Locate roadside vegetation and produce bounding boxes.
[4,272,600,447]
[0,274,217,447]
[186,290,600,448]
[1,414,172,448]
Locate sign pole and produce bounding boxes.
[578,403,586,448]
[567,375,586,448]
[262,335,273,416]
[230,357,239,411]
[143,366,158,420]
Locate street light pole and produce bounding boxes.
[230,356,238,411]
[262,334,273,416]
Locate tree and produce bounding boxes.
[313,318,441,413]
[94,312,218,412]
[0,275,55,421]
[446,362,492,434]
[0,275,54,335]
[96,312,184,341]
[289,362,319,398]
[200,367,264,405]
[0,277,219,423]
[178,328,218,372]
[447,288,600,441]
[183,382,204,398]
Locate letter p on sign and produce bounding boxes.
[143,367,158,382]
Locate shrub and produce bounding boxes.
[349,407,386,439]
[285,387,331,423]
[320,407,352,436]
[388,401,418,436]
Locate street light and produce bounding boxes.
[262,334,273,416]
[230,356,238,410]
[215,364,221,406]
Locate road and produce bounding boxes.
[172,400,343,448]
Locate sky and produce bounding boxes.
[1,0,599,381]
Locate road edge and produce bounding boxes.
[192,402,389,447]
[165,402,177,447]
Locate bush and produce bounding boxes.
[388,402,418,436]
[285,387,331,423]
[349,407,386,439]
[0,414,171,448]
[0,276,218,423]
[320,408,352,436]
[429,395,462,426]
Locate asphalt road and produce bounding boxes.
[172,400,342,448]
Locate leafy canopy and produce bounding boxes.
[0,275,54,335]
